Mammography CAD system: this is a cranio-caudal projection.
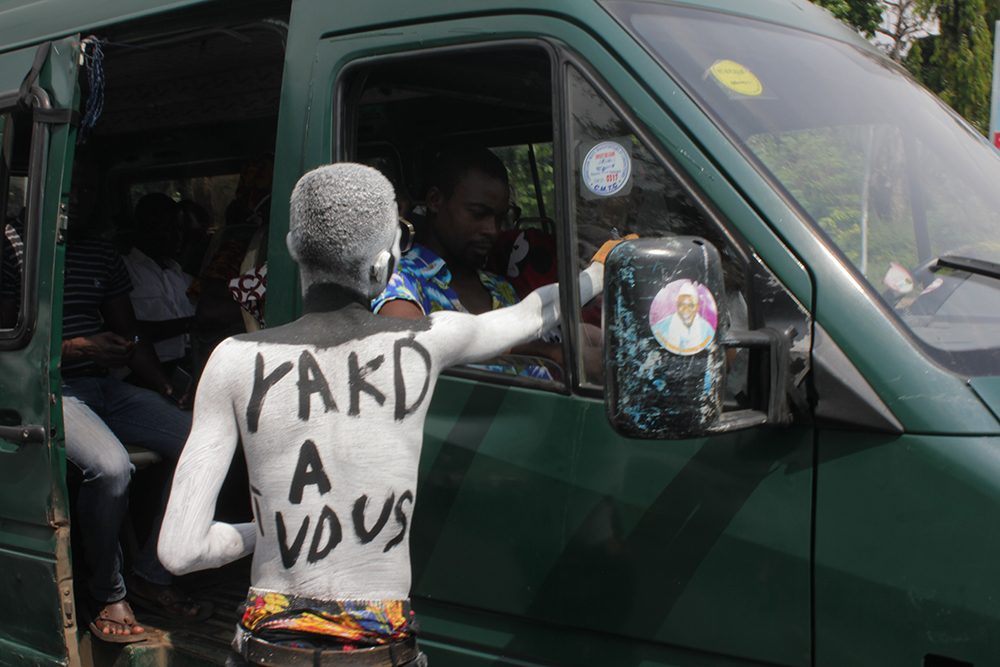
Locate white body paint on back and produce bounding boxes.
[220,330,431,599]
[159,264,603,602]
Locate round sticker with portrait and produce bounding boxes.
[649,279,718,356]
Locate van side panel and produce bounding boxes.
[412,378,813,667]
[816,432,1000,666]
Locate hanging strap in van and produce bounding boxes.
[17,41,80,126]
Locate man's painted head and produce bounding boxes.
[287,163,399,300]
[425,144,510,271]
[676,282,699,328]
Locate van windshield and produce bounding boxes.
[605,1,1000,374]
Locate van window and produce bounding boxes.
[129,173,239,230]
[0,108,37,339]
[6,175,25,221]
[612,1,1000,375]
[493,143,555,221]
[346,46,781,400]
[565,64,748,397]
[348,46,565,387]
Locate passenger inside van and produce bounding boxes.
[2,154,208,640]
[373,144,563,373]
[122,193,197,382]
[178,199,211,277]
[188,155,274,375]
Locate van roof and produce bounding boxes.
[0,0,868,58]
[0,0,208,54]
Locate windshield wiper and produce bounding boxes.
[934,255,1000,281]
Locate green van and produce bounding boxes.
[1,0,1000,665]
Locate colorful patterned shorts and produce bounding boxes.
[238,588,414,650]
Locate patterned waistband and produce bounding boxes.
[239,588,413,648]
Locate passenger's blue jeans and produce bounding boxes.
[62,376,192,603]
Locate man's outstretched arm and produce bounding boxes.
[434,261,604,369]
[158,338,256,574]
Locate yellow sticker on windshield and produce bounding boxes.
[709,60,763,97]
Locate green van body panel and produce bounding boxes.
[816,432,1000,664]
[969,376,1000,421]
[0,37,78,667]
[0,1,998,666]
[413,379,812,666]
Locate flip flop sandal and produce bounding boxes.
[126,581,215,623]
[88,600,151,644]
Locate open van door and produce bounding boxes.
[0,37,81,667]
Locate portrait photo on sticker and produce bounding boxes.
[579,138,633,199]
[649,279,717,356]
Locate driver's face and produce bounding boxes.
[677,294,698,327]
[428,167,509,271]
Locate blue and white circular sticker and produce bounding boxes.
[582,141,631,197]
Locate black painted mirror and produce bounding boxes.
[603,236,792,439]
[603,237,727,438]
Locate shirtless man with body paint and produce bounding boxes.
[157,163,606,666]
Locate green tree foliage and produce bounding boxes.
[986,0,1000,29]
[492,143,555,221]
[905,0,994,134]
[814,0,998,136]
[814,0,884,35]
[747,126,936,286]
[747,129,879,279]
[878,0,936,61]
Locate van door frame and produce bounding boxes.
[0,37,80,667]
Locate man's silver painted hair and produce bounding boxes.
[288,163,397,294]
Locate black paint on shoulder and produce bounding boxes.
[254,497,264,537]
[235,284,432,349]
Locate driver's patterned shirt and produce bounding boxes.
[373,243,518,315]
[372,243,552,380]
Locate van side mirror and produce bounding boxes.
[603,236,791,439]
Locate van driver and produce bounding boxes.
[373,144,563,376]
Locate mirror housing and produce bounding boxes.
[603,236,791,439]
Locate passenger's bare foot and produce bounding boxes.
[90,600,147,643]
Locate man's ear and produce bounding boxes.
[368,249,393,300]
[426,186,444,214]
